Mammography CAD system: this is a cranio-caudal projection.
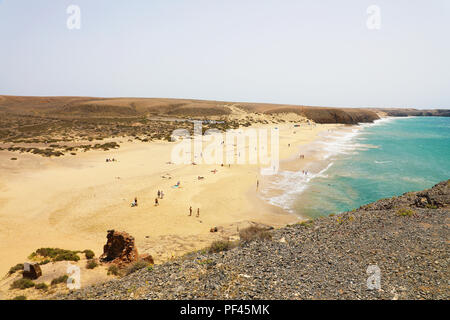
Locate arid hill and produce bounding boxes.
[0,95,379,124]
[371,108,450,118]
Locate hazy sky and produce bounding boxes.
[0,0,449,109]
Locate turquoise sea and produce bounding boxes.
[289,117,450,218]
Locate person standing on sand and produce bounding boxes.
[196,208,200,217]
[189,206,192,216]
[160,190,164,199]
[157,190,161,199]
[256,179,259,190]
[155,198,159,206]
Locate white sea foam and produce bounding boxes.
[260,162,335,213]
[374,160,392,164]
[259,124,374,212]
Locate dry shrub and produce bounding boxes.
[239,226,272,243]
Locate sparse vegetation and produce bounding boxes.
[239,226,272,243]
[12,295,27,300]
[8,263,24,275]
[35,283,48,291]
[126,261,150,275]
[297,220,313,227]
[107,265,120,276]
[84,249,95,260]
[51,275,69,286]
[86,260,98,269]
[38,259,51,265]
[397,208,415,216]
[208,240,234,253]
[10,278,35,290]
[29,248,80,262]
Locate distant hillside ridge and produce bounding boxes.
[371,108,450,117]
[0,95,380,124]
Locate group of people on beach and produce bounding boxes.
[106,158,116,162]
[155,190,164,206]
[189,206,200,218]
[131,189,165,207]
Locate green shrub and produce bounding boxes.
[54,251,80,262]
[10,278,35,290]
[8,263,24,275]
[297,220,313,227]
[38,259,51,265]
[35,283,48,291]
[12,295,27,300]
[239,226,272,243]
[86,260,98,269]
[397,208,415,216]
[32,248,80,262]
[83,249,95,260]
[107,265,120,276]
[51,275,68,286]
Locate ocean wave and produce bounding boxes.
[260,162,334,212]
[260,121,386,213]
[316,130,365,160]
[362,117,397,128]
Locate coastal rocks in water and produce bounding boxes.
[361,180,449,211]
[415,180,450,208]
[99,230,139,265]
[22,262,42,280]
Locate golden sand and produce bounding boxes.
[0,122,341,277]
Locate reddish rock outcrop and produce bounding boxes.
[139,254,154,265]
[99,230,139,265]
[23,262,42,280]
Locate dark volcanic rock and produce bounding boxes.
[360,180,449,211]
[23,262,42,280]
[61,180,449,300]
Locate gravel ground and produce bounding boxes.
[61,180,449,300]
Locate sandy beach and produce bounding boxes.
[0,121,342,277]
